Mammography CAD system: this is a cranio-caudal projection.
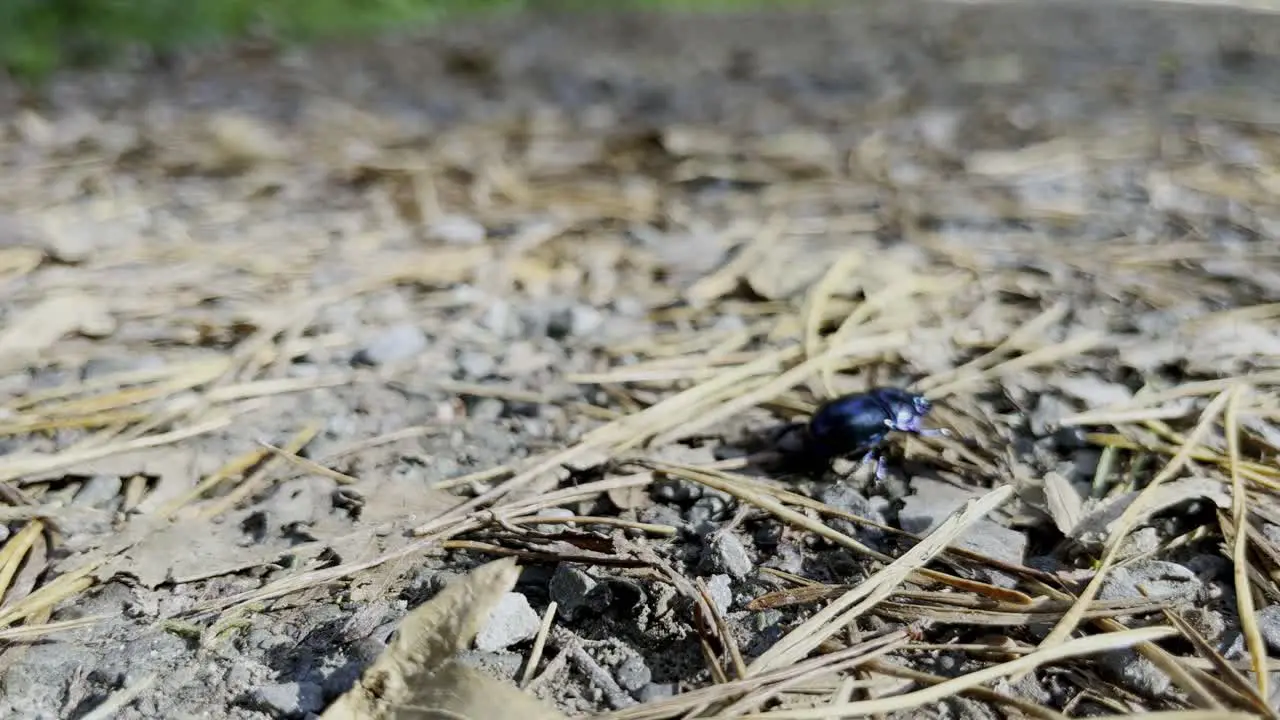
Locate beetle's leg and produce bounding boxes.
[872,453,888,480]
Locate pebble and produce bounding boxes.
[1098,560,1201,603]
[1098,650,1170,697]
[614,655,652,693]
[456,350,498,379]
[352,323,427,366]
[686,495,729,533]
[81,354,166,381]
[250,681,325,718]
[699,534,753,580]
[899,479,1027,586]
[533,507,575,534]
[550,564,611,617]
[73,475,122,509]
[481,300,522,338]
[705,574,733,615]
[428,214,486,244]
[1256,605,1280,654]
[474,592,540,651]
[637,683,677,703]
[817,485,887,544]
[547,305,604,339]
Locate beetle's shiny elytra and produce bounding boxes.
[806,387,947,478]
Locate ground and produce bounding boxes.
[2,1,1280,719]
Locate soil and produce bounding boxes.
[3,1,1280,718]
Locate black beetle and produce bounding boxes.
[806,386,948,478]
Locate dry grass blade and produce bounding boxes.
[1026,387,1233,671]
[77,672,159,720]
[651,332,908,446]
[594,631,909,720]
[728,626,1176,719]
[1224,384,1270,701]
[412,345,801,535]
[746,484,1015,676]
[0,414,232,484]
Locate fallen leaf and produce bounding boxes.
[0,294,116,372]
[1042,471,1085,537]
[321,556,567,720]
[1070,477,1232,548]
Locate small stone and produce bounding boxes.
[353,324,427,366]
[614,655,651,693]
[686,495,729,533]
[481,300,521,338]
[898,479,979,534]
[817,484,886,543]
[705,574,733,615]
[1098,650,1170,697]
[1098,560,1201,603]
[73,475,122,509]
[533,507,575,534]
[250,681,324,718]
[81,355,166,381]
[550,564,610,616]
[699,533,753,580]
[474,592,540,651]
[954,520,1028,588]
[547,305,603,339]
[428,214,486,245]
[1256,605,1280,654]
[637,683,677,702]
[457,350,497,379]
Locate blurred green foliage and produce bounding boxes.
[0,0,789,83]
[0,0,523,81]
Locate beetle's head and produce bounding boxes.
[885,392,931,432]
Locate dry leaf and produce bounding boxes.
[0,294,115,372]
[322,556,567,720]
[1042,471,1085,537]
[1071,477,1232,548]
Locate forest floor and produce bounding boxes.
[3,2,1280,718]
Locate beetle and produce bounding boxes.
[806,386,949,479]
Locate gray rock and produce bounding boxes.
[686,495,729,533]
[705,574,733,616]
[474,592,540,651]
[614,654,651,693]
[699,533,753,580]
[81,354,166,381]
[637,683,677,703]
[455,649,524,680]
[353,324,427,366]
[456,350,497,379]
[1256,605,1280,654]
[73,475,122,509]
[550,564,610,616]
[480,300,521,338]
[250,681,325,718]
[428,214,486,244]
[818,484,887,543]
[1098,560,1201,603]
[548,305,604,339]
[898,479,979,534]
[899,479,1026,586]
[533,507,575,534]
[954,519,1028,588]
[1098,650,1171,697]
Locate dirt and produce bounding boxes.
[3,1,1280,718]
